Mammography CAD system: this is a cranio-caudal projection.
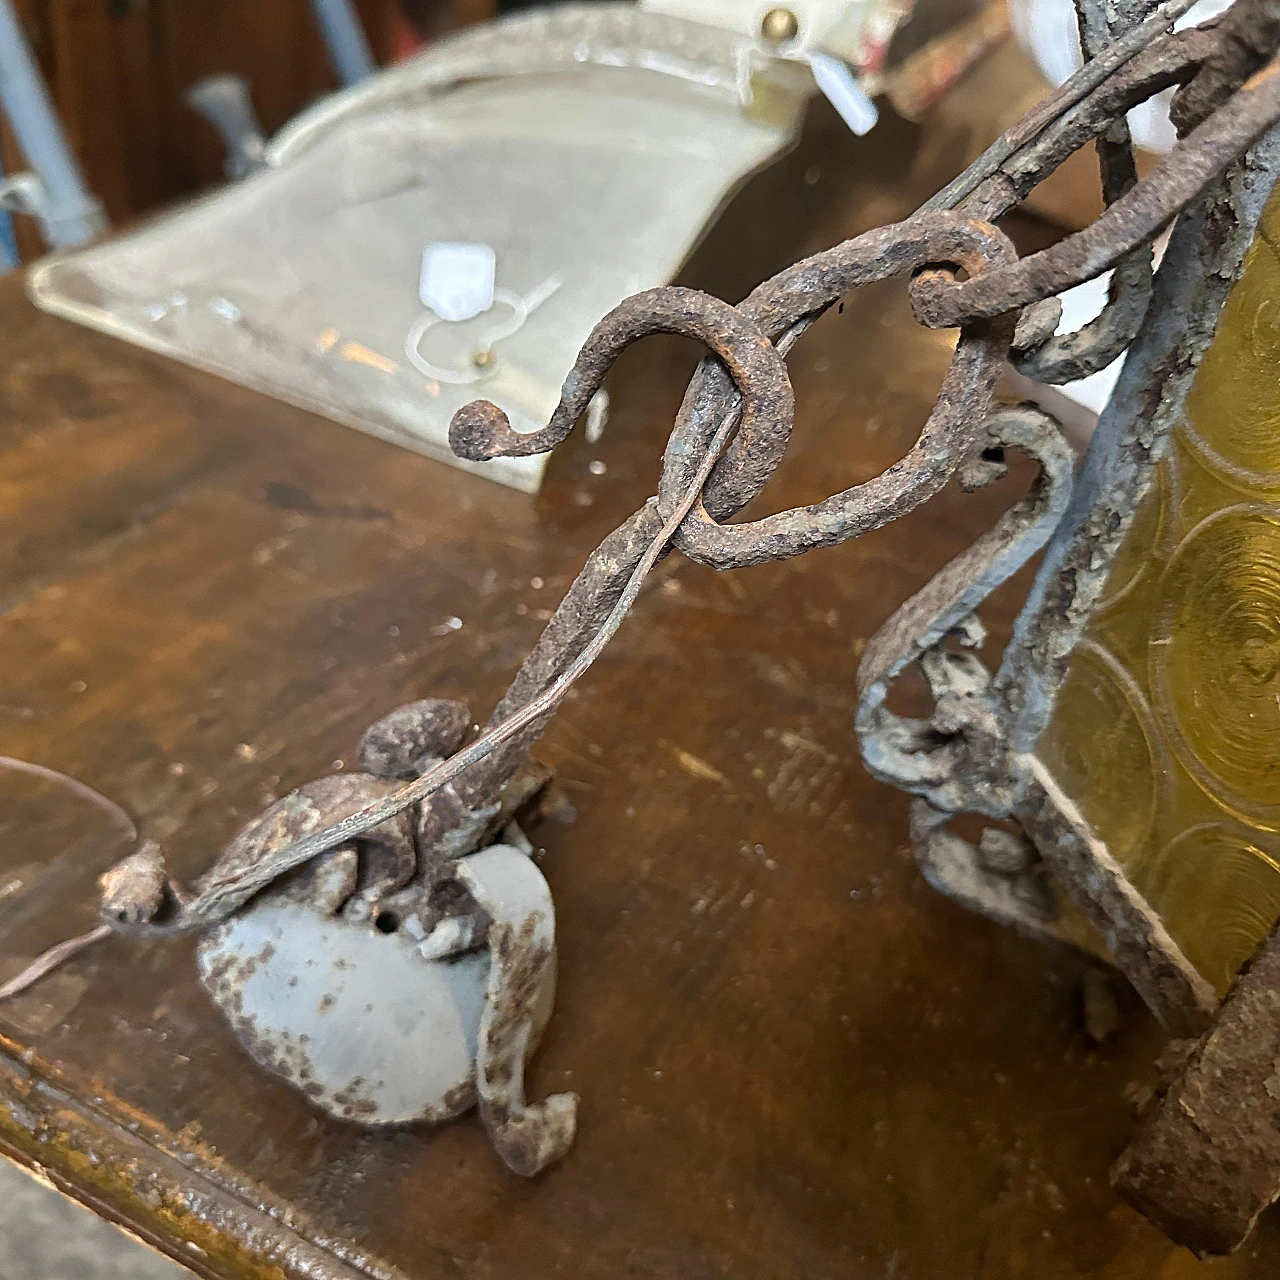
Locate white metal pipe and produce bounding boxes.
[0,0,103,249]
[0,153,17,272]
[309,0,375,88]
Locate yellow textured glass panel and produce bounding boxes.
[1037,641,1159,864]
[1038,187,1280,991]
[1150,506,1280,828]
[1134,824,1280,995]
[1183,233,1280,489]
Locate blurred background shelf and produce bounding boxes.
[0,0,503,262]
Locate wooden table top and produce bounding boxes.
[0,95,1274,1280]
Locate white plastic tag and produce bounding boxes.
[807,52,878,137]
[419,242,496,322]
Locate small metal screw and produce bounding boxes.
[472,348,493,369]
[760,7,799,44]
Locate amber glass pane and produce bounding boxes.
[1038,188,1280,994]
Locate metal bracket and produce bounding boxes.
[185,76,268,181]
[0,169,103,251]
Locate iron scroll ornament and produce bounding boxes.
[5,0,1280,1253]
